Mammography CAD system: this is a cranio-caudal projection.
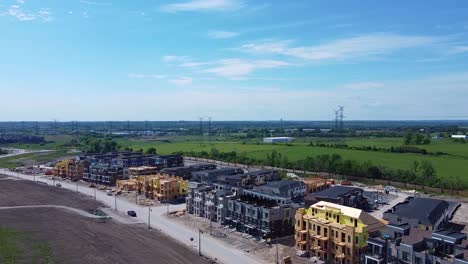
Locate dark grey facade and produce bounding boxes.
[304,185,364,208]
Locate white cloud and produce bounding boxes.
[343,82,384,90]
[161,0,243,12]
[168,77,193,86]
[128,73,166,79]
[450,46,468,54]
[79,0,112,6]
[241,33,441,62]
[163,55,187,62]
[17,0,25,4]
[179,61,210,68]
[208,30,239,39]
[2,4,53,22]
[205,59,290,79]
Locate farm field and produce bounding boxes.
[116,137,468,186]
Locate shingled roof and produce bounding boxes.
[390,197,449,226]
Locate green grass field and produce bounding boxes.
[115,137,468,186]
[2,135,468,186]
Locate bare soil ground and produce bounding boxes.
[0,174,102,211]
[0,174,210,264]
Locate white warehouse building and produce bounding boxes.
[263,137,294,143]
[451,135,468,139]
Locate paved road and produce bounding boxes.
[0,205,105,219]
[0,148,52,159]
[0,169,267,264]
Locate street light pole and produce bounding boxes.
[148,207,152,229]
[114,194,117,211]
[76,181,79,192]
[210,207,213,235]
[276,241,279,264]
[94,187,96,200]
[198,229,203,256]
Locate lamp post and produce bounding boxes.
[94,186,96,200]
[114,193,117,211]
[148,207,152,229]
[198,229,203,256]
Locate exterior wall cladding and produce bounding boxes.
[82,152,183,185]
[186,170,306,239]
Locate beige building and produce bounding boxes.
[295,201,385,264]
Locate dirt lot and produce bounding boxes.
[0,174,210,264]
[0,174,101,211]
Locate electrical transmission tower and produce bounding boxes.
[208,117,212,143]
[338,106,344,130]
[199,117,204,144]
[334,109,340,130]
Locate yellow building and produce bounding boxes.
[295,201,385,264]
[55,159,89,181]
[128,174,188,201]
[116,179,137,191]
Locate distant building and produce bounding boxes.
[303,177,329,194]
[160,163,216,179]
[263,137,294,143]
[452,135,468,139]
[304,185,365,208]
[128,166,158,178]
[191,168,244,183]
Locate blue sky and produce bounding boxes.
[1,0,468,121]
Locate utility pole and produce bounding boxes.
[208,117,212,143]
[199,117,204,145]
[167,204,170,216]
[148,207,152,229]
[198,229,203,256]
[276,242,279,264]
[114,194,117,211]
[338,106,344,130]
[76,181,79,192]
[135,192,138,205]
[209,207,213,235]
[334,109,339,130]
[94,186,96,200]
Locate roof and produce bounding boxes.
[263,137,294,140]
[389,197,450,225]
[311,201,386,232]
[401,227,432,245]
[307,186,361,199]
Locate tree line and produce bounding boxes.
[309,142,447,156]
[178,148,465,191]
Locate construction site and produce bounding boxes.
[0,173,210,264]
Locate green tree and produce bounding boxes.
[145,147,157,154]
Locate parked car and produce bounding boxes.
[56,183,62,187]
[127,211,137,217]
[89,183,96,188]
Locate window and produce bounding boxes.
[402,251,409,262]
[348,235,351,243]
[355,237,359,244]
